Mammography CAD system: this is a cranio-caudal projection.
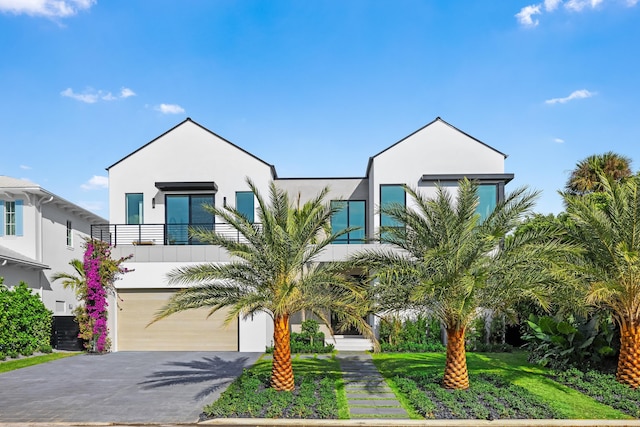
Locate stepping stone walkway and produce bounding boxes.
[336,352,410,419]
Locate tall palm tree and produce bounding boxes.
[566,151,632,196]
[563,175,640,388]
[352,179,572,390]
[151,179,374,391]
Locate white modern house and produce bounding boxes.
[102,117,513,352]
[0,176,106,349]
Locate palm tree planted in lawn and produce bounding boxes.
[352,179,573,390]
[563,175,640,388]
[151,179,374,391]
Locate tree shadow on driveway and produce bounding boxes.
[139,355,252,401]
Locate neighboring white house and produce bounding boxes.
[103,117,514,352]
[0,176,106,349]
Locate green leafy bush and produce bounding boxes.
[0,279,52,356]
[265,319,335,353]
[522,313,617,370]
[379,314,444,352]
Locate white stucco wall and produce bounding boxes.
[108,119,274,226]
[370,119,507,234]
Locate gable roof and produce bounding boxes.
[106,117,278,178]
[365,117,508,177]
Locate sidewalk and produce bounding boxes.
[335,352,410,420]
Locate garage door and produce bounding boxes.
[117,289,238,351]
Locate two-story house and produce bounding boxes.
[0,176,107,349]
[102,117,513,352]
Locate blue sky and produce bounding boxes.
[1,0,639,220]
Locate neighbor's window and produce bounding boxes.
[5,201,16,236]
[126,193,144,225]
[331,200,365,244]
[66,220,73,246]
[236,191,255,223]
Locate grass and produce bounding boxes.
[0,352,80,373]
[203,354,349,419]
[372,351,633,420]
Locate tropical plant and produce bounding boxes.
[151,179,374,391]
[565,151,632,196]
[52,239,131,352]
[563,174,640,388]
[351,179,573,389]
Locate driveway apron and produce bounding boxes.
[0,351,261,423]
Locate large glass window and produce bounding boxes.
[165,194,214,245]
[331,200,365,244]
[236,191,255,223]
[125,193,144,225]
[380,185,406,243]
[477,184,498,222]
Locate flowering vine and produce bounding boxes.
[78,239,131,353]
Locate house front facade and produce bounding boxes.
[0,176,107,349]
[102,117,513,352]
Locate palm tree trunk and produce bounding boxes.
[616,319,640,389]
[271,313,295,391]
[443,327,469,390]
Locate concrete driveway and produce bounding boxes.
[0,351,262,423]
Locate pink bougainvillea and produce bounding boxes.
[80,239,131,353]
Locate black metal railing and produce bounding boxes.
[91,223,254,246]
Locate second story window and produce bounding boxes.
[1,200,22,237]
[66,220,73,246]
[380,185,405,242]
[331,200,365,244]
[235,191,255,223]
[477,184,498,222]
[126,193,144,225]
[166,194,214,245]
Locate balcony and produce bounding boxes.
[91,223,252,246]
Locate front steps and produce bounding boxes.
[327,335,374,352]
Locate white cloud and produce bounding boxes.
[545,0,562,11]
[553,138,565,143]
[0,0,96,18]
[19,164,32,170]
[156,103,185,114]
[516,4,541,27]
[61,86,136,103]
[120,87,136,98]
[81,175,108,190]
[545,89,595,104]
[517,0,637,26]
[61,87,99,103]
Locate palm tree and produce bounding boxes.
[352,179,572,390]
[151,179,374,391]
[566,151,631,196]
[51,259,86,299]
[563,175,640,389]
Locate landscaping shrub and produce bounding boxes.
[522,313,617,370]
[0,279,52,356]
[379,314,445,352]
[394,371,560,419]
[553,368,640,417]
[466,314,515,352]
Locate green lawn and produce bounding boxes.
[0,352,80,373]
[372,351,632,420]
[203,355,350,419]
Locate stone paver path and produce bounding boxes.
[336,352,410,419]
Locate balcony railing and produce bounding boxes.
[91,223,255,246]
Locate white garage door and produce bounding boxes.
[116,289,238,351]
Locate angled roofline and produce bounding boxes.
[106,118,278,178]
[365,117,509,177]
[0,245,50,270]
